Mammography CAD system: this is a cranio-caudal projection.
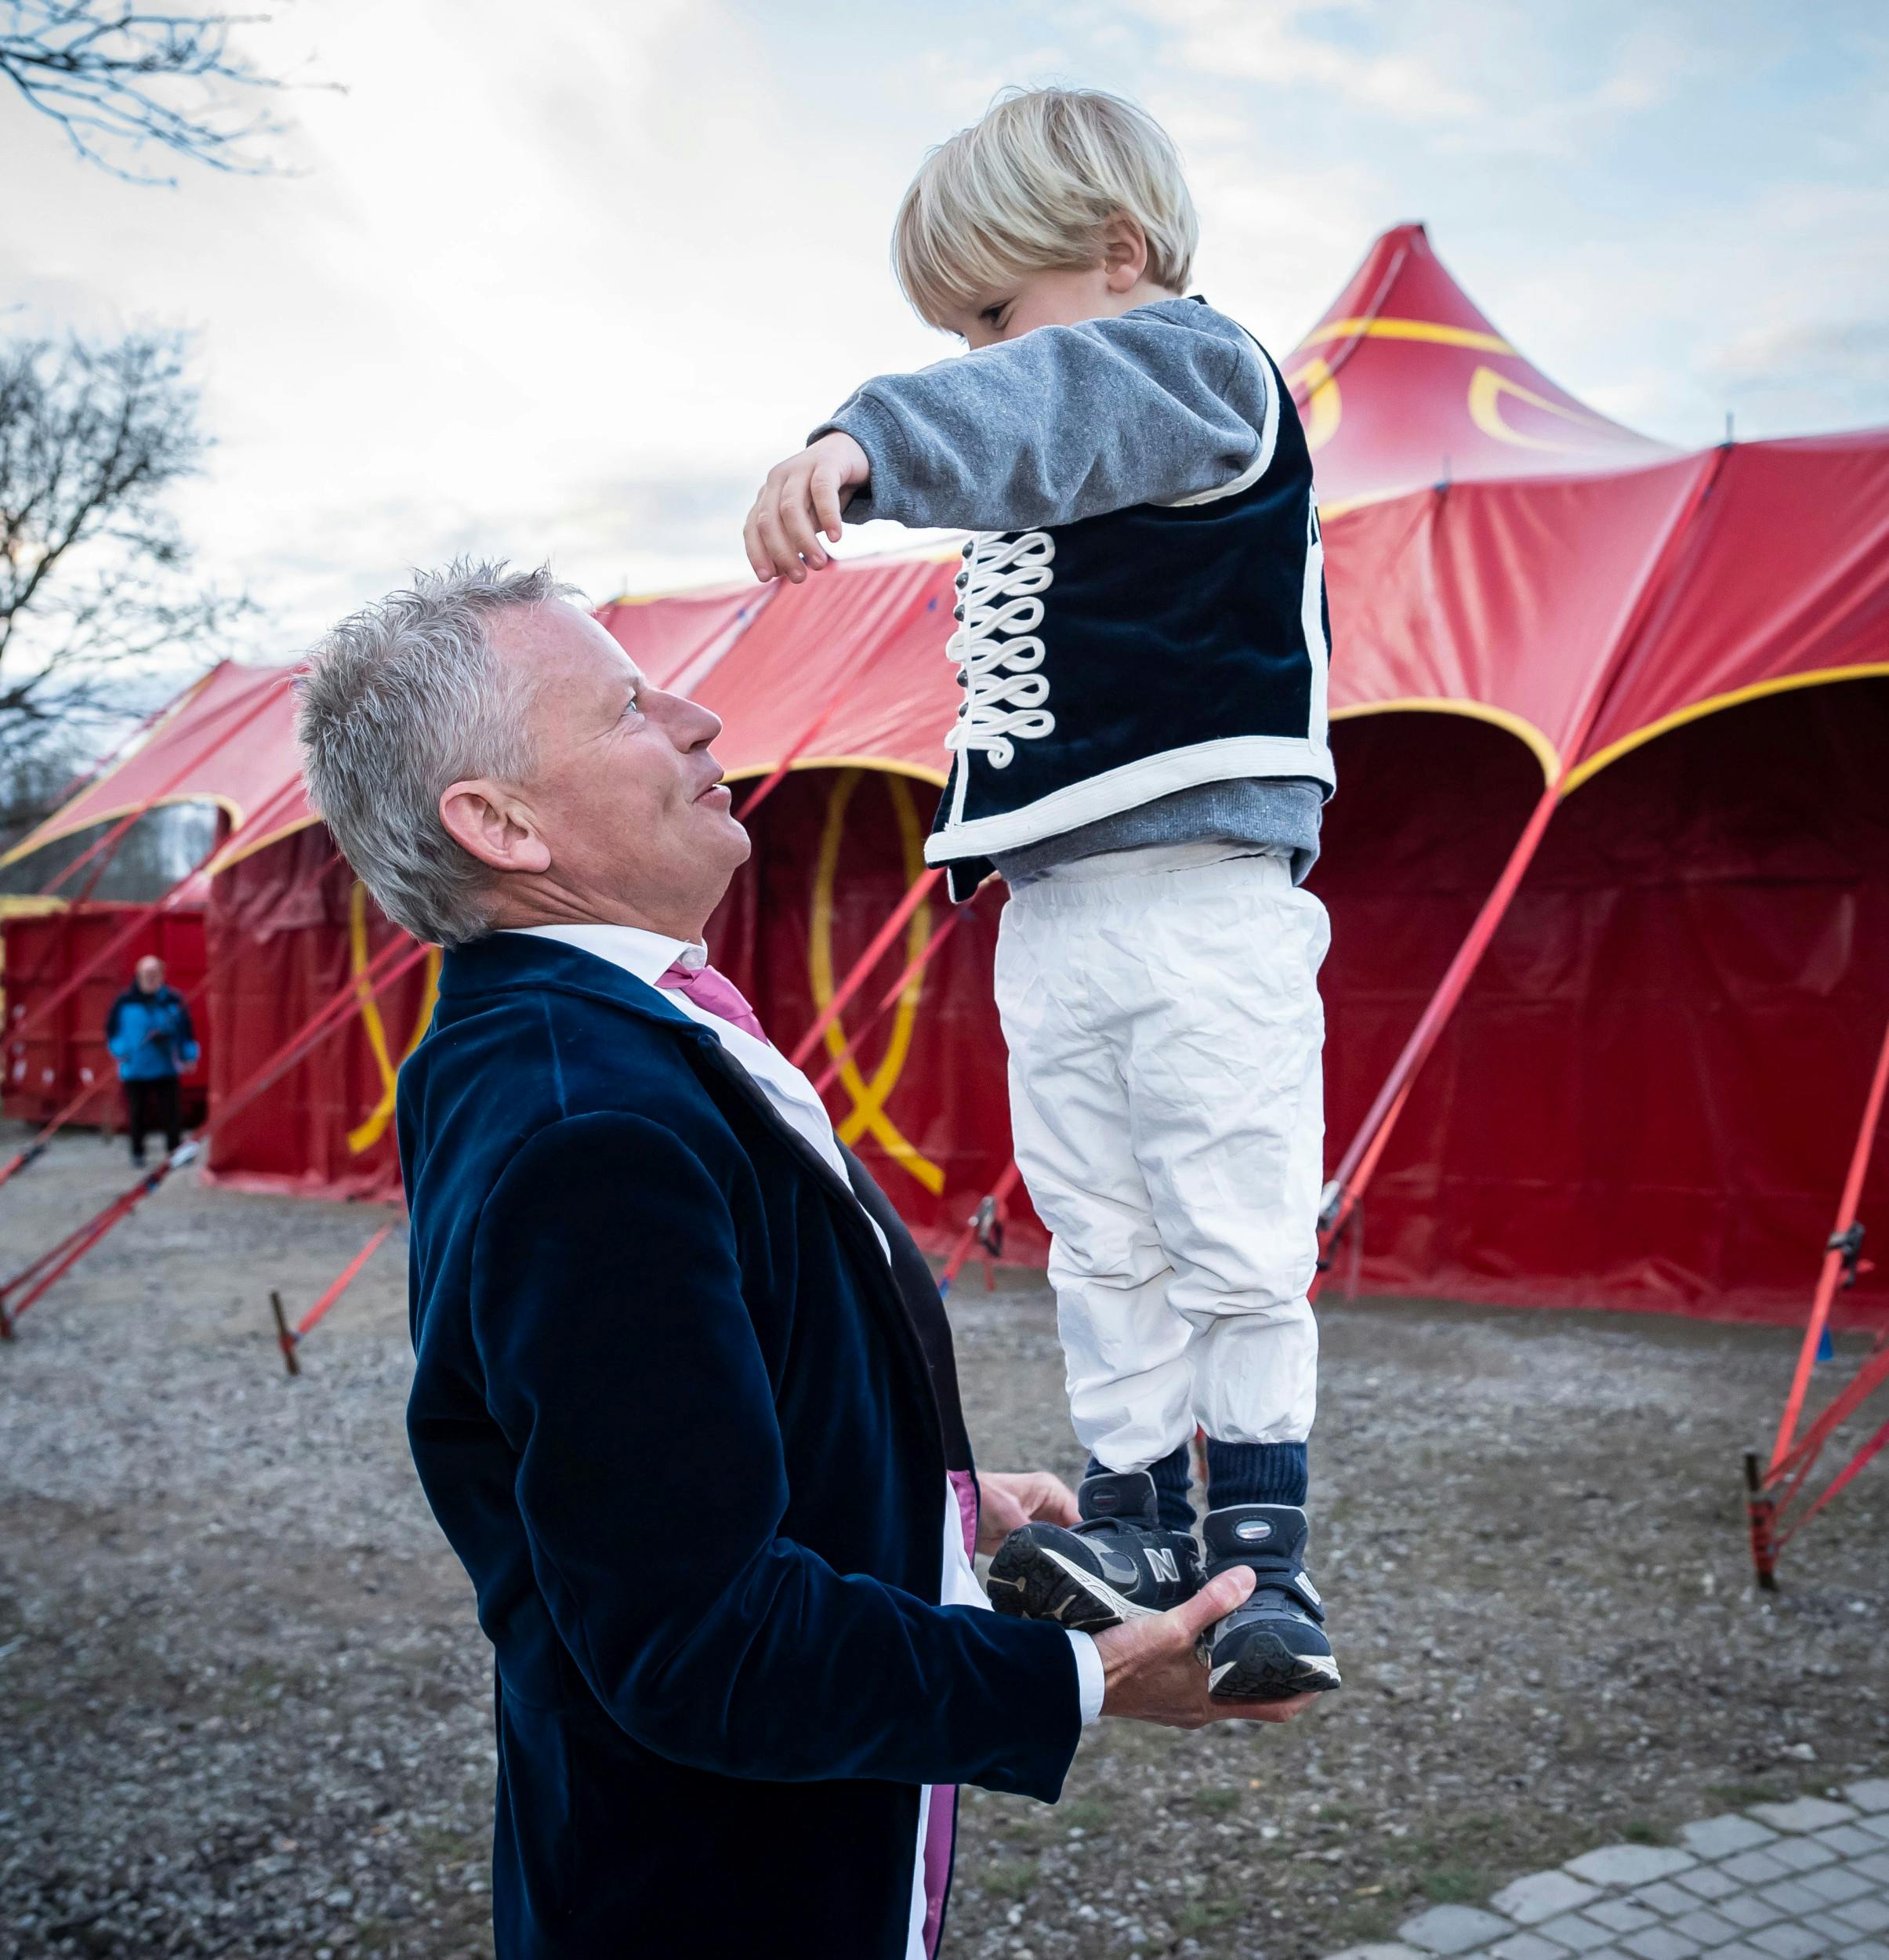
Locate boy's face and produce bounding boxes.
[941,263,1124,350]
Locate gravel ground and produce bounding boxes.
[1,1122,1884,1960]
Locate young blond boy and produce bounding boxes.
[744,87,1338,1700]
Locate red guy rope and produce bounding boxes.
[787,868,944,1071]
[1769,1007,1889,1474]
[5,772,308,1056]
[809,907,966,1098]
[34,672,287,900]
[0,935,427,1333]
[1319,445,1733,1250]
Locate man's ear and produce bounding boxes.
[1100,213,1151,293]
[439,779,552,877]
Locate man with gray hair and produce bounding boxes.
[297,561,1307,1959]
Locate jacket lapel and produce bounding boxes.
[437,934,952,1446]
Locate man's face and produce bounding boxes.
[488,601,751,935]
[136,956,165,993]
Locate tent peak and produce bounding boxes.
[1290,223,1667,506]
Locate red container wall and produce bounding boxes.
[2,906,209,1131]
[202,826,432,1200]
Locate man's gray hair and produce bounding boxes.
[296,559,578,946]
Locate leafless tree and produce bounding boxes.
[1,2,317,182]
[0,329,251,789]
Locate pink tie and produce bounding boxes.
[656,960,769,1044]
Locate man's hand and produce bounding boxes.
[743,431,870,584]
[974,1469,1079,1555]
[1096,1568,1319,1729]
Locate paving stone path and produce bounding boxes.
[1329,1781,1889,1960]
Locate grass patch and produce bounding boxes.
[981,1858,1039,1901]
[1177,1896,1247,1936]
[412,1823,485,1864]
[1623,1818,1672,1846]
[1423,1868,1486,1904]
[1059,1798,1111,1832]
[1710,1781,1787,1809]
[1329,1899,1400,1949]
[1195,1788,1243,1817]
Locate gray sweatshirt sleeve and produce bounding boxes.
[810,301,1273,532]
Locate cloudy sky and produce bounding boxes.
[6,0,1886,670]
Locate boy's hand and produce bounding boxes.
[744,431,870,584]
[1095,1567,1319,1729]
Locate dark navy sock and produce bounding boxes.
[1086,1442,1195,1535]
[1205,1438,1309,1512]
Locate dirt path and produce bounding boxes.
[1,1126,1883,1958]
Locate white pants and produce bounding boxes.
[994,851,1327,1474]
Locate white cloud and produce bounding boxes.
[2,0,1884,685]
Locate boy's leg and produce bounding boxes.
[1085,1440,1194,1535]
[1119,855,1336,1697]
[1119,858,1326,1483]
[993,889,1196,1482]
[985,885,1215,1627]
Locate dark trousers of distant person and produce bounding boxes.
[125,1075,181,1165]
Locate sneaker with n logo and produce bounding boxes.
[1200,1504,1341,1701]
[987,1470,1203,1632]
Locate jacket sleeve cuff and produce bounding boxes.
[807,390,909,525]
[1067,1630,1105,1725]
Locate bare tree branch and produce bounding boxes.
[0,328,255,776]
[0,2,331,182]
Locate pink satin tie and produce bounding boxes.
[656,960,768,1045]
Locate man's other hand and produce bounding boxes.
[743,431,870,584]
[1097,1568,1319,1729]
[974,1469,1079,1555]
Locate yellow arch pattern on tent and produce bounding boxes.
[1292,317,1517,357]
[808,769,944,1195]
[1560,663,1889,794]
[1467,365,1625,454]
[1284,354,1342,452]
[346,880,441,1156]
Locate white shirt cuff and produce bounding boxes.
[1067,1629,1105,1725]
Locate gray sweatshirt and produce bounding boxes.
[814,296,1325,884]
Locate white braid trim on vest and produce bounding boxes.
[943,530,1057,824]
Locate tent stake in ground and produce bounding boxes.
[268,1221,396,1377]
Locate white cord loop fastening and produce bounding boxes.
[943,530,1057,772]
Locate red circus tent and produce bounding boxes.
[4,223,1885,1323]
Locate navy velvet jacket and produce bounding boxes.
[397,932,1082,1958]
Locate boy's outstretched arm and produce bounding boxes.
[743,306,1270,583]
[742,431,870,584]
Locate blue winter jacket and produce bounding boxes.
[104,984,199,1081]
[397,932,1082,1958]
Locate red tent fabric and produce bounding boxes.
[1282,220,1669,510]
[2,224,1882,1320]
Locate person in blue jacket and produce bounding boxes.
[295,561,1310,1960]
[104,953,198,1165]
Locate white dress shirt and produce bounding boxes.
[506,923,1103,1955]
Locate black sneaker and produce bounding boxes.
[1201,1504,1342,1701]
[987,1470,1202,1632]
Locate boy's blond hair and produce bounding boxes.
[894,87,1198,328]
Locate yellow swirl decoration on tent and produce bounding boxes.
[1467,365,1621,453]
[809,770,944,1194]
[1284,354,1341,452]
[346,880,441,1155]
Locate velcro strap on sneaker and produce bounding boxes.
[1235,1555,1325,1623]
